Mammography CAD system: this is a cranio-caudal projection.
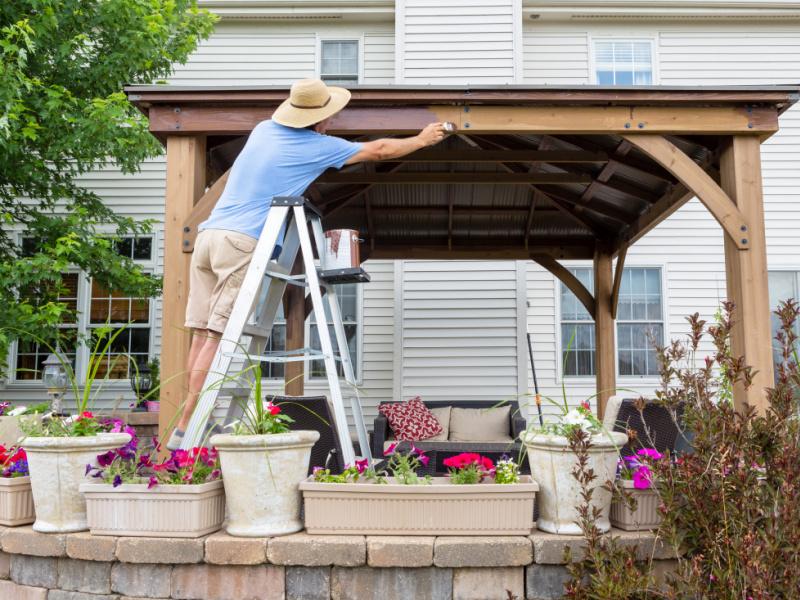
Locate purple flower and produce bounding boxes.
[96,451,116,467]
[355,458,369,474]
[112,475,122,488]
[147,476,158,490]
[312,466,324,474]
[85,463,93,476]
[210,469,221,480]
[384,442,397,456]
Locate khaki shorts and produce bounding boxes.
[185,229,257,334]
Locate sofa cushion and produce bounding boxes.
[425,406,452,442]
[448,405,512,442]
[378,397,443,441]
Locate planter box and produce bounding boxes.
[80,479,224,538]
[610,480,663,531]
[0,477,35,526]
[299,476,538,535]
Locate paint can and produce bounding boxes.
[322,229,361,270]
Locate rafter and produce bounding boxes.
[531,254,596,318]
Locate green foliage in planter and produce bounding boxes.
[0,1,216,365]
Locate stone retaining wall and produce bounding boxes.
[0,526,677,600]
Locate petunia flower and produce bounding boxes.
[96,451,116,467]
[85,463,93,476]
[112,474,122,488]
[632,466,653,490]
[418,453,430,467]
[355,458,369,474]
[147,476,158,490]
[384,443,398,456]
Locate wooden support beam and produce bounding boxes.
[182,170,229,253]
[593,248,616,421]
[323,162,406,217]
[160,136,206,441]
[611,245,628,320]
[524,189,538,251]
[576,140,632,209]
[368,244,595,260]
[316,172,592,185]
[283,256,306,396]
[623,134,750,249]
[720,136,774,414]
[382,150,609,163]
[531,254,596,318]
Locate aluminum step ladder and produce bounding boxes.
[179,196,372,466]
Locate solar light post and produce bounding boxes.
[130,362,152,412]
[42,347,68,416]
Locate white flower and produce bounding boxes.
[7,406,27,417]
[561,409,593,432]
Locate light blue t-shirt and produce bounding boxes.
[200,120,363,240]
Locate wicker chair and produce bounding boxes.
[373,400,528,476]
[603,395,685,456]
[268,395,345,474]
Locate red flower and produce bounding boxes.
[78,411,94,420]
[265,401,281,416]
[580,401,590,411]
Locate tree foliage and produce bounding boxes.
[0,1,216,365]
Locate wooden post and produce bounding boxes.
[594,248,616,420]
[283,256,306,396]
[720,136,774,414]
[159,136,206,440]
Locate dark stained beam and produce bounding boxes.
[367,243,595,260]
[315,172,592,185]
[381,149,609,163]
[576,139,632,209]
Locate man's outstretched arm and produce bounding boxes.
[344,122,446,164]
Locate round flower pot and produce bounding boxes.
[24,433,131,533]
[523,431,628,535]
[211,431,320,537]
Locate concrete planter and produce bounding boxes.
[610,480,663,531]
[0,414,43,446]
[211,431,319,537]
[80,479,224,537]
[0,476,35,526]
[24,433,131,533]
[300,476,539,535]
[523,431,628,535]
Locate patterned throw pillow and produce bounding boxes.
[379,397,443,441]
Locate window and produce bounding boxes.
[768,271,800,364]
[261,283,360,380]
[560,266,664,377]
[594,40,653,85]
[320,40,359,85]
[11,236,154,382]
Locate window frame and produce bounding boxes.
[588,36,659,86]
[6,231,157,387]
[767,267,800,362]
[316,36,363,85]
[554,260,668,384]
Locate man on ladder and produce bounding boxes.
[168,78,446,449]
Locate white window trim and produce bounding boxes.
[316,36,364,84]
[588,35,659,86]
[6,232,157,388]
[554,260,669,385]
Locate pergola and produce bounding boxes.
[125,84,799,437]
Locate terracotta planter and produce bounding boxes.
[300,476,539,535]
[0,477,35,526]
[0,414,43,446]
[523,431,628,535]
[80,479,224,537]
[25,433,131,533]
[211,431,319,537]
[610,480,663,531]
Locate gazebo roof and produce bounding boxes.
[126,84,799,260]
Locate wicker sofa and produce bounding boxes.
[372,400,528,475]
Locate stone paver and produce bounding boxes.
[1,527,66,557]
[367,536,434,567]
[285,566,331,600]
[10,554,58,588]
[204,532,268,565]
[115,537,204,564]
[0,579,47,600]
[0,550,9,579]
[110,563,172,598]
[530,528,675,564]
[526,564,572,600]
[268,533,365,567]
[453,567,524,600]
[47,592,120,600]
[434,537,532,567]
[66,533,117,562]
[170,564,284,600]
[57,557,112,594]
[331,566,453,600]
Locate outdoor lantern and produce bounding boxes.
[42,347,68,415]
[130,362,152,412]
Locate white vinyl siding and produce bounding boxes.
[398,0,520,84]
[522,32,589,84]
[399,261,521,403]
[363,32,395,83]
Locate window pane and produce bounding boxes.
[560,267,593,321]
[261,324,286,379]
[594,40,652,86]
[768,271,800,365]
[618,323,663,376]
[561,323,595,376]
[15,329,78,381]
[309,324,357,378]
[321,40,358,81]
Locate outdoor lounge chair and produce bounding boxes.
[603,395,684,456]
[372,400,528,475]
[268,395,345,474]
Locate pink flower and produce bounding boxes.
[78,411,94,420]
[632,466,653,490]
[580,401,590,410]
[418,453,430,467]
[312,466,324,474]
[264,400,281,416]
[355,458,369,474]
[637,448,663,461]
[384,443,397,456]
[147,477,158,489]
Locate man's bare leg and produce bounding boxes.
[177,328,222,432]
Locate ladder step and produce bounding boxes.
[224,349,334,364]
[319,267,371,284]
[242,324,272,339]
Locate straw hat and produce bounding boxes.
[272,79,352,128]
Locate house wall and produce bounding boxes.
[3,8,800,431]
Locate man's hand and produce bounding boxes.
[418,122,447,147]
[345,122,448,164]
